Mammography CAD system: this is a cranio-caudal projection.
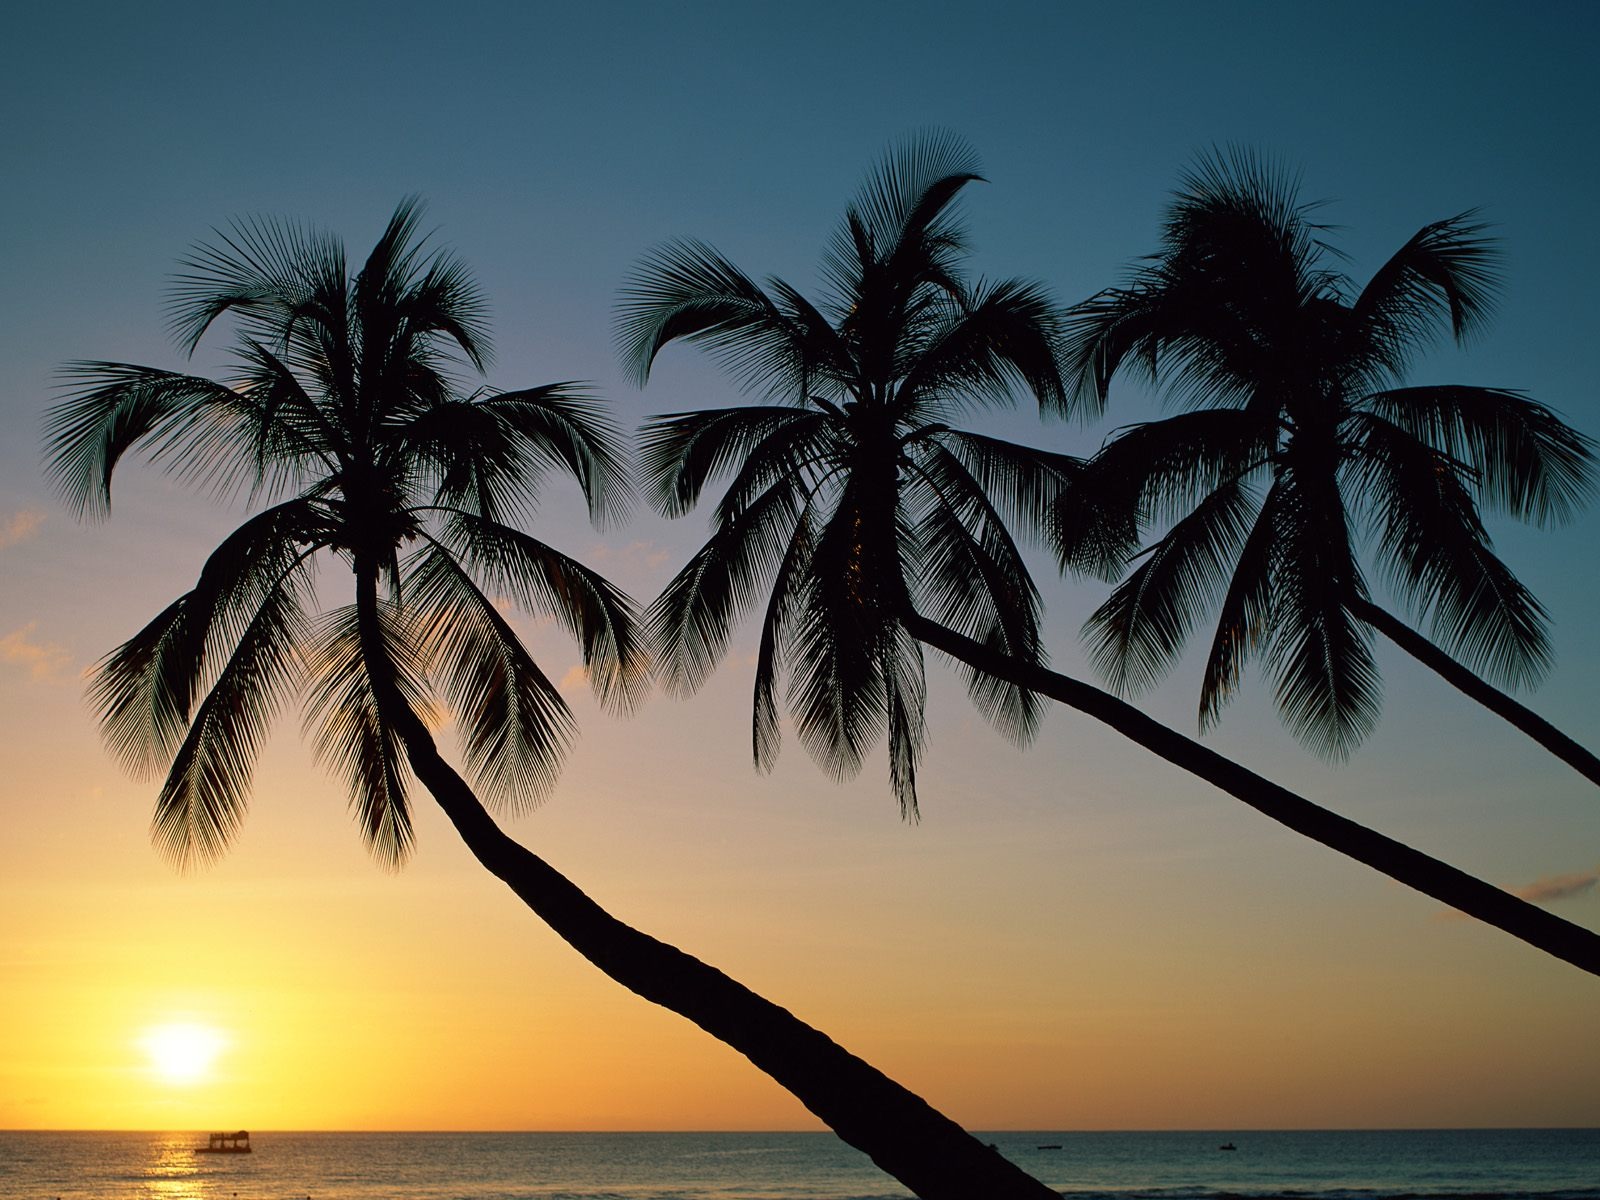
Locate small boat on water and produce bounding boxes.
[1218,1142,1237,1152]
[194,1130,252,1154]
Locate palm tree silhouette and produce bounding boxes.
[621,132,1077,815]
[624,138,1600,977]
[44,200,1060,1200]
[1059,150,1599,782]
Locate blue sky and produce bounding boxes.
[2,0,1597,1130]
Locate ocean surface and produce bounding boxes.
[0,1129,1595,1200]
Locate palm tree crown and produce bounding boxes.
[1060,152,1594,758]
[618,134,1084,814]
[45,199,643,866]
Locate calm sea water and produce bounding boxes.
[0,1129,1594,1200]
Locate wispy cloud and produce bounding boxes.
[0,509,45,550]
[1436,865,1599,922]
[587,539,672,571]
[0,622,73,682]
[559,664,589,692]
[1513,869,1599,905]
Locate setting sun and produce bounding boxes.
[140,1022,227,1086]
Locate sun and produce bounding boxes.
[140,1022,227,1085]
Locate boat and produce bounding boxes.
[194,1130,252,1153]
[1218,1142,1237,1151]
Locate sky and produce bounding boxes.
[1,0,1597,1134]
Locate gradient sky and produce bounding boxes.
[2,1,1597,1133]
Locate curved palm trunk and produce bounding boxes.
[1348,597,1600,791]
[352,569,1057,1200]
[904,612,1600,978]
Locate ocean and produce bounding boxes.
[0,1128,1594,1200]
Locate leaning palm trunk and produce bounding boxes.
[904,612,1600,978]
[1348,597,1600,791]
[49,199,1064,1200]
[353,567,1058,1200]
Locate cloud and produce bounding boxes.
[1435,866,1599,922]
[1513,869,1599,905]
[0,622,73,682]
[587,539,672,571]
[559,664,589,692]
[0,509,45,550]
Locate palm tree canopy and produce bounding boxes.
[1059,150,1595,758]
[45,199,645,868]
[618,134,1086,814]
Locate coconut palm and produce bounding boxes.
[1059,151,1599,783]
[624,139,1600,978]
[621,132,1081,815]
[43,200,1061,1200]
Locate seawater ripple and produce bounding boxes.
[1,1129,1595,1200]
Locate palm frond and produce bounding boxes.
[46,364,273,518]
[393,236,495,372]
[881,622,928,818]
[1067,151,1323,418]
[402,397,521,525]
[407,543,574,813]
[617,241,813,396]
[168,212,346,355]
[856,130,982,257]
[479,385,633,527]
[763,275,861,393]
[1353,212,1500,370]
[407,384,633,529]
[783,476,907,784]
[356,197,494,375]
[648,474,808,697]
[1359,386,1596,525]
[94,595,195,780]
[151,573,311,868]
[785,571,886,787]
[752,500,819,772]
[1092,408,1276,524]
[898,278,1072,417]
[929,427,1086,549]
[1262,474,1381,759]
[436,511,648,714]
[1351,411,1552,689]
[640,405,830,518]
[1050,409,1272,583]
[710,412,843,529]
[1060,285,1163,412]
[302,602,433,868]
[91,501,326,777]
[1197,477,1285,730]
[908,445,1044,745]
[1082,474,1262,697]
[822,130,982,314]
[1070,152,1590,761]
[230,338,346,486]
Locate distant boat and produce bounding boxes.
[1037,1144,1062,1150]
[194,1130,252,1154]
[1218,1142,1237,1151]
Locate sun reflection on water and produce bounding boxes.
[139,1134,206,1200]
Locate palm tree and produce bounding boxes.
[1058,150,1599,783]
[44,200,1061,1200]
[621,132,1080,815]
[623,139,1600,978]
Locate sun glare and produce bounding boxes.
[140,1022,227,1085]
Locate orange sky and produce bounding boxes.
[3,491,1597,1130]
